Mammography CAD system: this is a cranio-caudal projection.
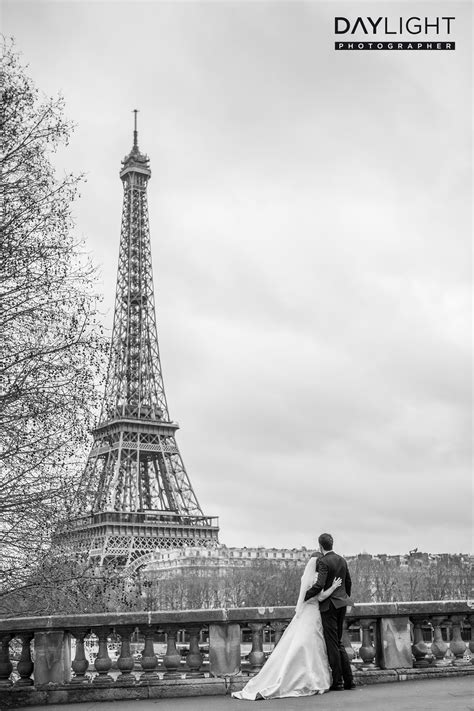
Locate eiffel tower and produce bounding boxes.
[62,113,219,568]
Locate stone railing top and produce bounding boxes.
[347,600,473,618]
[1,599,471,633]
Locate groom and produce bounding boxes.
[304,533,355,691]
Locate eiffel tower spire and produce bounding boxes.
[61,116,219,567]
[100,110,170,430]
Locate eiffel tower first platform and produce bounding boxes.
[59,114,219,568]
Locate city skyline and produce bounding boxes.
[4,0,472,555]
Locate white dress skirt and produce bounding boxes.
[232,593,331,700]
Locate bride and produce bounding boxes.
[232,557,342,700]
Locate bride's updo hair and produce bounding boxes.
[318,533,334,551]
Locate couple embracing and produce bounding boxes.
[233,533,356,700]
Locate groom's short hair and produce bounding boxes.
[318,533,333,551]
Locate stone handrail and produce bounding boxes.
[0,600,472,706]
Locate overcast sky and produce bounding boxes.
[5,0,471,555]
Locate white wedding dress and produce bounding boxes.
[232,557,332,700]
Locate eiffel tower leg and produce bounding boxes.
[127,538,134,567]
[99,537,107,567]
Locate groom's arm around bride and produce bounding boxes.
[303,545,353,611]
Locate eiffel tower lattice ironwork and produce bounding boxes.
[62,114,219,567]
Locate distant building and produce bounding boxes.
[142,546,471,579]
[143,544,312,578]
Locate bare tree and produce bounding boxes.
[0,39,107,606]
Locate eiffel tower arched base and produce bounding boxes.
[57,510,219,568]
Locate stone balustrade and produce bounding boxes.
[0,601,472,707]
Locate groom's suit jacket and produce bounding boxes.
[304,551,353,613]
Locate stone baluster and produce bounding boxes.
[92,627,113,686]
[115,626,136,685]
[342,619,356,664]
[430,617,449,667]
[163,627,182,677]
[0,635,13,688]
[449,615,467,665]
[411,618,432,668]
[468,615,474,661]
[15,633,34,686]
[358,619,377,669]
[185,626,204,677]
[70,629,90,685]
[271,622,286,649]
[139,628,159,684]
[247,622,266,674]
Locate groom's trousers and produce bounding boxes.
[320,605,353,688]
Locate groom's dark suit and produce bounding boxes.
[304,551,354,689]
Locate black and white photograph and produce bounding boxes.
[1,1,472,708]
